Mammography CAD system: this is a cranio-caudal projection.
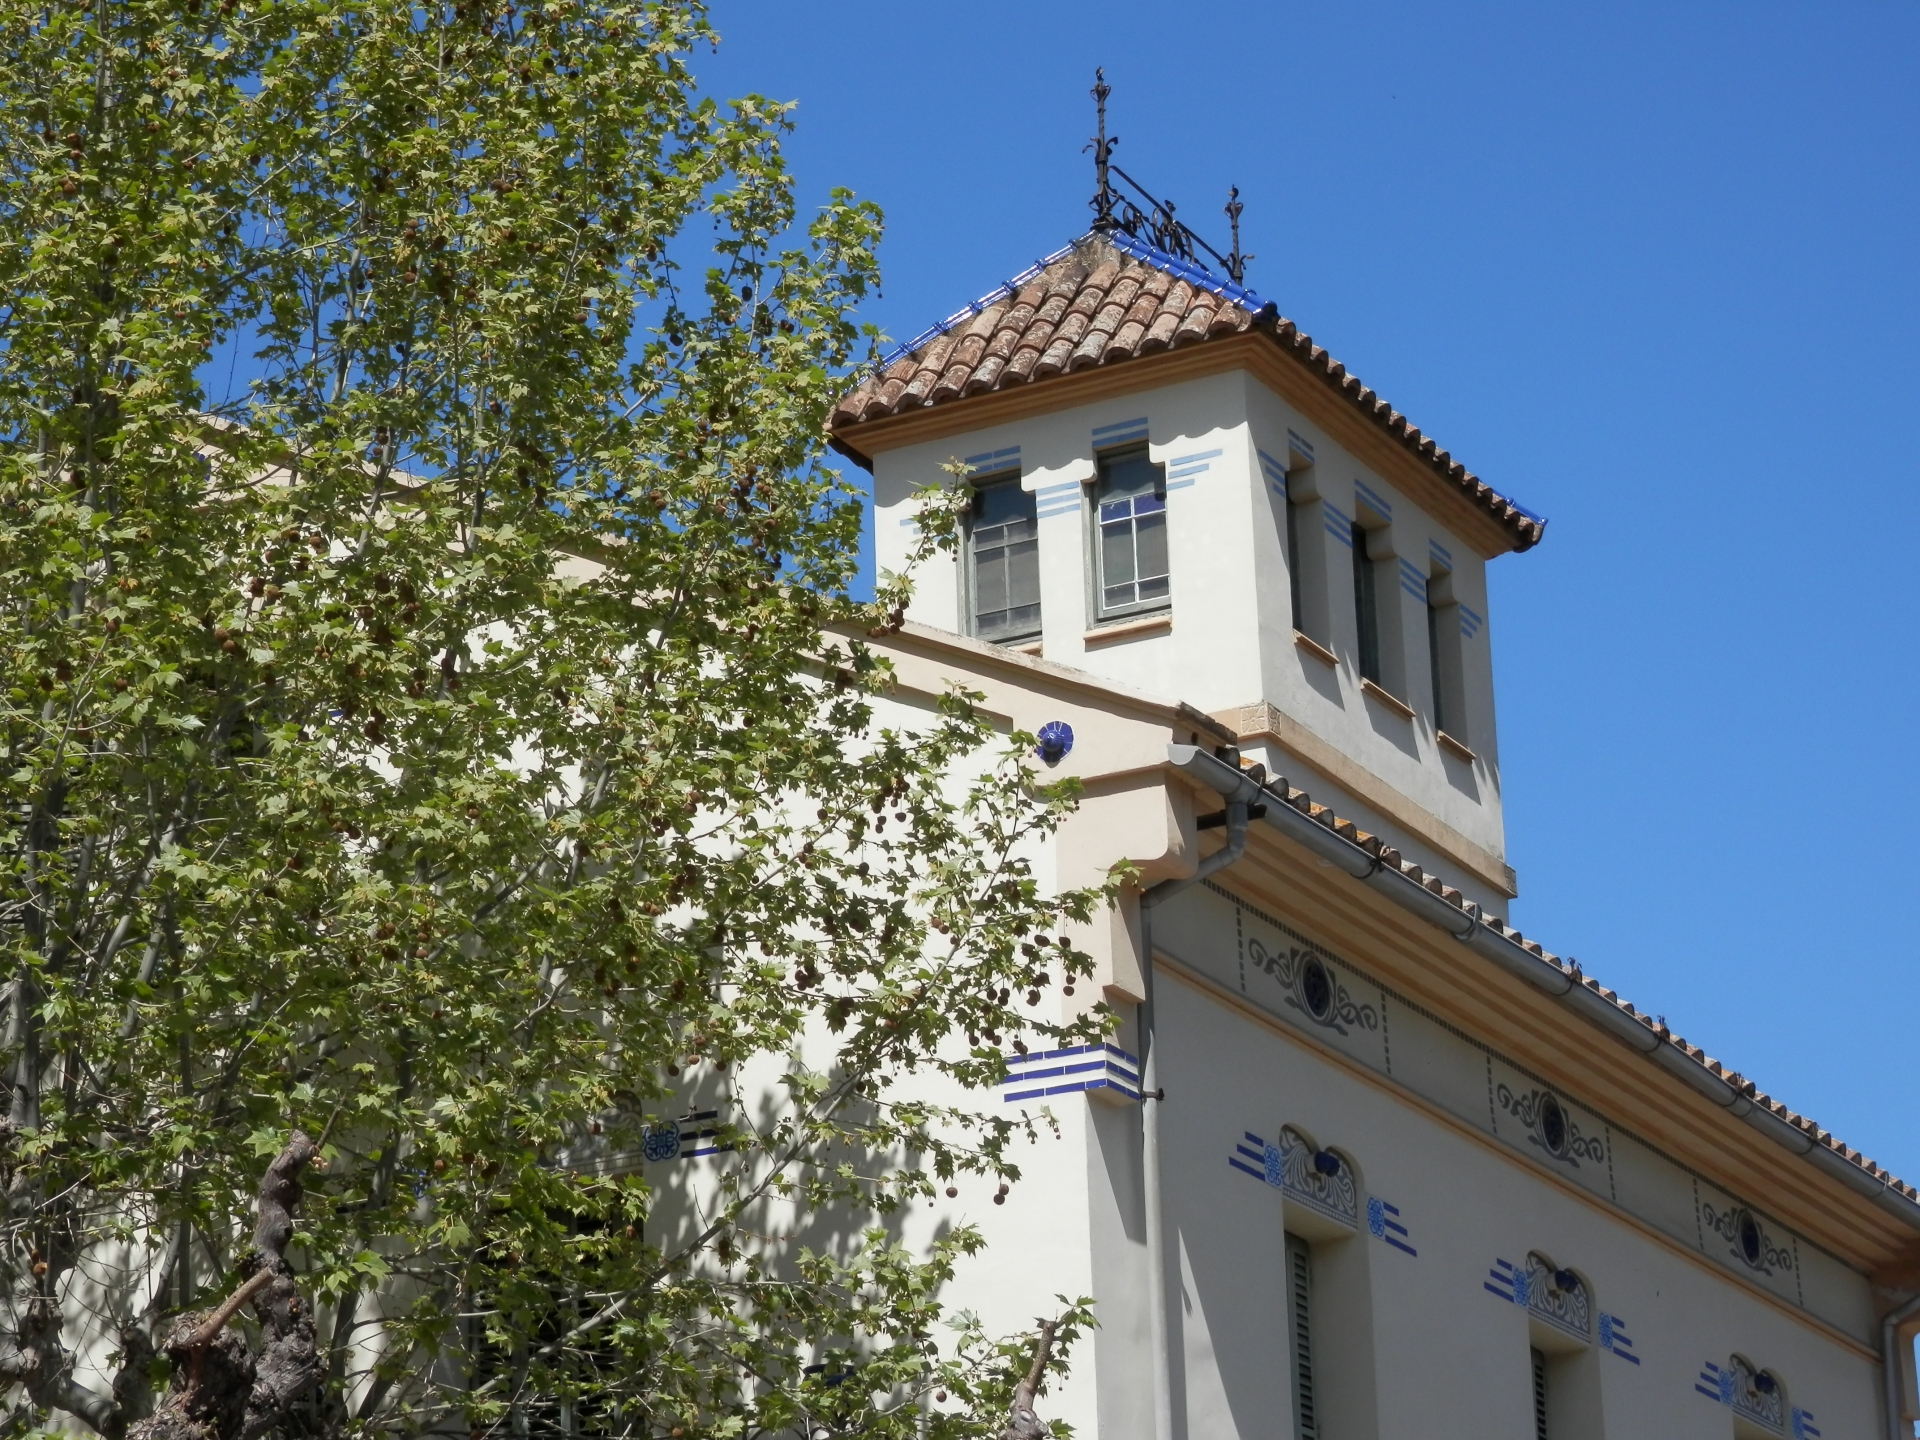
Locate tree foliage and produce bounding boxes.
[0,0,1107,1434]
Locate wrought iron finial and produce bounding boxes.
[1224,186,1251,285]
[1082,77,1252,287]
[1087,68,1118,229]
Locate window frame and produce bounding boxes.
[962,469,1042,645]
[1086,443,1171,624]
[1350,520,1383,684]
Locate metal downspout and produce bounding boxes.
[1138,785,1255,1440]
[1886,1292,1920,1440]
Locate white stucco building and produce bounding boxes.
[814,220,1920,1440]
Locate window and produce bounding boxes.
[968,475,1040,642]
[1530,1346,1549,1440]
[1092,446,1168,619]
[1286,489,1305,631]
[1350,522,1382,683]
[1286,1233,1319,1440]
[1425,564,1468,747]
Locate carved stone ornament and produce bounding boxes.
[1727,1354,1786,1435]
[1495,1084,1605,1169]
[1246,938,1378,1036]
[1270,1126,1358,1229]
[1519,1253,1591,1344]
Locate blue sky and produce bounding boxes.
[701,2,1920,1186]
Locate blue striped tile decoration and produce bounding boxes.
[1367,1195,1416,1256]
[1033,478,1083,520]
[1258,448,1289,499]
[642,1109,724,1162]
[1228,1130,1273,1184]
[1484,1256,1519,1304]
[962,445,1020,478]
[1287,428,1315,464]
[1398,558,1427,602]
[1429,538,1453,570]
[1792,1405,1821,1439]
[1458,603,1483,639]
[1696,1360,1732,1405]
[1323,499,1354,545]
[1166,447,1222,478]
[1092,416,1149,448]
[1000,1044,1141,1103]
[1164,478,1196,492]
[1598,1313,1640,1365]
[1354,479,1393,521]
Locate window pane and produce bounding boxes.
[1135,510,1168,584]
[1098,448,1160,501]
[970,478,1040,641]
[1005,537,1040,612]
[1102,518,1137,588]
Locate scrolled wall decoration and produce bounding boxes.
[1276,1125,1358,1229]
[1495,1083,1605,1169]
[1702,1203,1793,1278]
[1521,1253,1592,1343]
[1727,1354,1787,1434]
[1247,937,1377,1037]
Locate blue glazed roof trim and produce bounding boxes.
[1102,228,1271,314]
[872,230,1273,373]
[875,241,1079,371]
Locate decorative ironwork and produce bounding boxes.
[1520,1253,1592,1343]
[1702,1203,1794,1279]
[1085,70,1249,284]
[1272,1126,1358,1229]
[1247,937,1378,1036]
[1496,1083,1606,1169]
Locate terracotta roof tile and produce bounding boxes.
[830,231,1545,550]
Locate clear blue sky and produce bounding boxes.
[701,2,1920,1186]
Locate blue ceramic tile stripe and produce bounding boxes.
[962,446,1021,476]
[1092,416,1150,448]
[1429,538,1453,570]
[1287,428,1315,464]
[1323,499,1354,545]
[1398,557,1428,602]
[1598,1313,1640,1365]
[1459,603,1484,640]
[1258,449,1288,499]
[1000,1044,1140,1103]
[1368,1196,1417,1256]
[1354,479,1393,520]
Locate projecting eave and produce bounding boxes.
[829,230,1547,561]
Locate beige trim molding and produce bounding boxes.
[1360,677,1416,721]
[1216,698,1518,898]
[1293,631,1338,668]
[1437,729,1477,763]
[1085,613,1172,646]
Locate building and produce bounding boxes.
[820,181,1920,1439]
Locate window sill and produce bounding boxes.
[1360,677,1415,721]
[1436,729,1477,763]
[1084,612,1171,646]
[1010,640,1043,657]
[1294,631,1338,668]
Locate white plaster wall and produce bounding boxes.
[862,364,1510,877]
[1136,972,1882,1440]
